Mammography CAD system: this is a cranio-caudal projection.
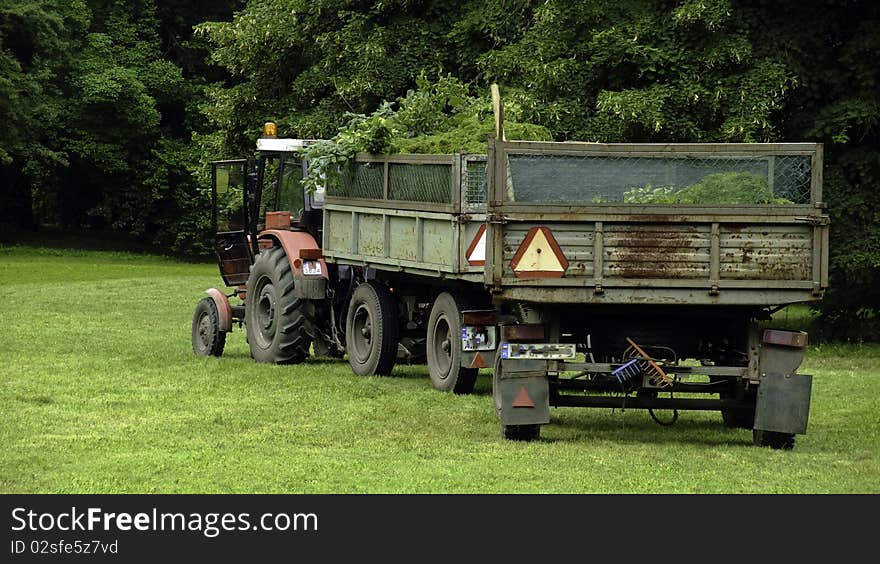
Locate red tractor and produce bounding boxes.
[191,126,342,364]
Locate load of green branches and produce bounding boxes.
[300,75,551,194]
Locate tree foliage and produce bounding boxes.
[0,0,239,254]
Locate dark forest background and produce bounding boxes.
[1,0,877,338]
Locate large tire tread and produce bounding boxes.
[192,297,227,357]
[753,429,796,450]
[246,246,312,364]
[374,282,399,375]
[427,292,478,394]
[502,424,541,442]
[346,281,399,376]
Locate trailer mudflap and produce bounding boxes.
[498,359,550,426]
[754,372,812,435]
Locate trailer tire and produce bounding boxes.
[502,424,541,442]
[753,429,796,450]
[492,352,540,442]
[245,246,312,364]
[346,281,398,376]
[714,377,756,429]
[722,408,755,429]
[192,298,226,357]
[427,292,478,394]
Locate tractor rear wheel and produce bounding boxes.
[245,246,312,364]
[192,297,226,357]
[345,281,398,376]
[427,292,478,394]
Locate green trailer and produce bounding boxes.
[194,120,828,449]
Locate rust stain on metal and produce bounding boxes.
[606,226,706,279]
[502,324,545,341]
[265,211,291,229]
[763,329,808,348]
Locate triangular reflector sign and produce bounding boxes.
[509,226,568,278]
[512,386,535,408]
[466,224,487,266]
[471,352,488,368]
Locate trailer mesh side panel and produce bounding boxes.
[388,163,451,203]
[333,162,384,200]
[465,159,488,208]
[506,154,812,205]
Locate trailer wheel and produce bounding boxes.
[714,378,756,429]
[492,352,541,442]
[722,407,755,429]
[346,281,398,376]
[192,298,226,357]
[502,424,540,441]
[427,292,478,394]
[753,429,796,450]
[245,246,312,364]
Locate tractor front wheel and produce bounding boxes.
[192,297,226,357]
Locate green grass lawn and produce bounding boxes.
[1,244,878,493]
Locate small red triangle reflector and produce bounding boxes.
[471,352,488,369]
[512,386,535,408]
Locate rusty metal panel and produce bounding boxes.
[502,324,545,341]
[719,225,811,281]
[763,329,808,348]
[495,285,819,306]
[603,223,710,279]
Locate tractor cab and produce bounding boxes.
[210,125,323,287]
[194,123,335,362]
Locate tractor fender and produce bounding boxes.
[258,229,329,280]
[205,288,233,332]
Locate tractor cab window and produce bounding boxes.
[212,160,247,232]
[258,154,306,227]
[279,156,305,216]
[258,157,280,224]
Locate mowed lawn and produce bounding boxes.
[1,245,878,493]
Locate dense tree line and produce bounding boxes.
[1,0,877,338]
[0,0,239,250]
